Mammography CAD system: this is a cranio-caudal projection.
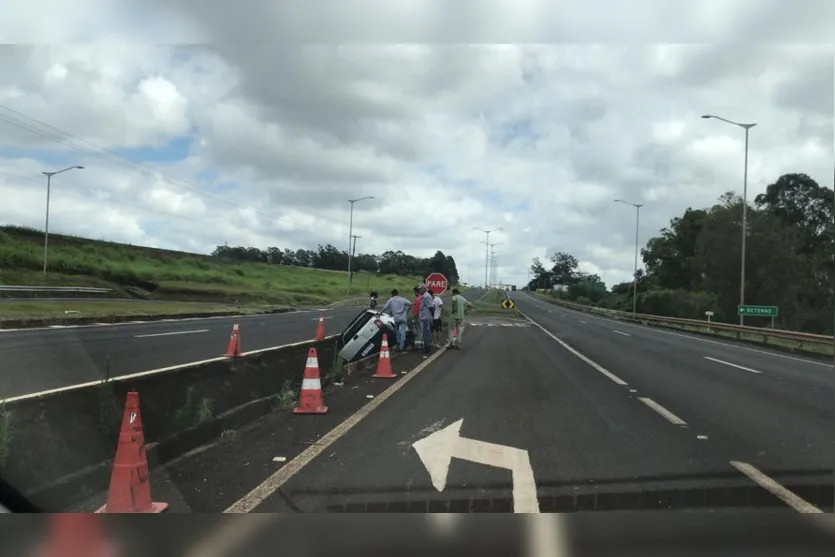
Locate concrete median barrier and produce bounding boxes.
[0,333,393,511]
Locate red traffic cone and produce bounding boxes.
[96,392,168,514]
[41,514,116,557]
[373,333,395,378]
[314,314,326,341]
[293,347,328,414]
[225,320,242,357]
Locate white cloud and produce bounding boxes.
[0,5,831,290]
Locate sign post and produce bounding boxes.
[425,272,449,296]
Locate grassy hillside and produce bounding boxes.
[0,226,425,307]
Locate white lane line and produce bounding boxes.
[613,330,630,336]
[730,461,823,514]
[0,310,313,334]
[519,310,628,386]
[703,356,762,374]
[2,335,340,404]
[225,345,449,513]
[135,329,210,339]
[556,309,834,369]
[638,397,688,426]
[578,320,587,324]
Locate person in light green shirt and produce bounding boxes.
[447,288,473,349]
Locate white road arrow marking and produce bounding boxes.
[412,419,539,513]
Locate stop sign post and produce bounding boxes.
[425,272,448,296]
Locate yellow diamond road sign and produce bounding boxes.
[501,299,515,309]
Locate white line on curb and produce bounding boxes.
[224,345,448,513]
[135,329,210,338]
[1,335,340,403]
[731,461,822,513]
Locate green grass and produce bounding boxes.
[470,289,521,317]
[0,225,426,310]
[0,300,277,322]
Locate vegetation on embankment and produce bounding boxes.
[0,225,437,307]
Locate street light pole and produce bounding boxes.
[489,243,500,285]
[702,114,757,326]
[347,196,373,294]
[615,199,643,314]
[42,166,84,277]
[474,227,502,288]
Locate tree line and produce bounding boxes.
[528,173,834,335]
[212,243,460,283]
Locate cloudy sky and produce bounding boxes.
[0,2,832,289]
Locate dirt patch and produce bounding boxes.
[77,349,435,512]
[0,335,339,511]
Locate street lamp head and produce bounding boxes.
[74,166,84,170]
[701,115,712,119]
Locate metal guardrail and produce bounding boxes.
[0,286,112,293]
[536,296,834,348]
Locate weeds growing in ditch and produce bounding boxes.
[273,380,298,410]
[329,351,345,384]
[0,400,13,470]
[173,386,216,431]
[97,354,120,435]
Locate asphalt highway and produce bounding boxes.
[511,291,833,478]
[0,307,363,399]
[239,296,832,513]
[0,289,489,400]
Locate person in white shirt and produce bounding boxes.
[431,292,444,347]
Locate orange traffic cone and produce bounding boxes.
[96,391,168,514]
[314,314,326,341]
[293,347,328,414]
[373,333,395,378]
[225,320,242,357]
[41,514,116,557]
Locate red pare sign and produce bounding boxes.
[425,273,448,295]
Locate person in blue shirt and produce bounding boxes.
[417,284,435,355]
[381,288,412,351]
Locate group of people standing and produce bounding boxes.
[380,284,473,353]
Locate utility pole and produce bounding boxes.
[346,196,373,294]
[489,243,500,286]
[350,235,361,285]
[701,114,756,326]
[42,165,84,277]
[474,227,502,287]
[614,199,643,314]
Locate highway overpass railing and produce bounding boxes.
[529,294,834,355]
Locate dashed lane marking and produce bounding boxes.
[518,310,628,386]
[704,356,763,374]
[638,397,688,426]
